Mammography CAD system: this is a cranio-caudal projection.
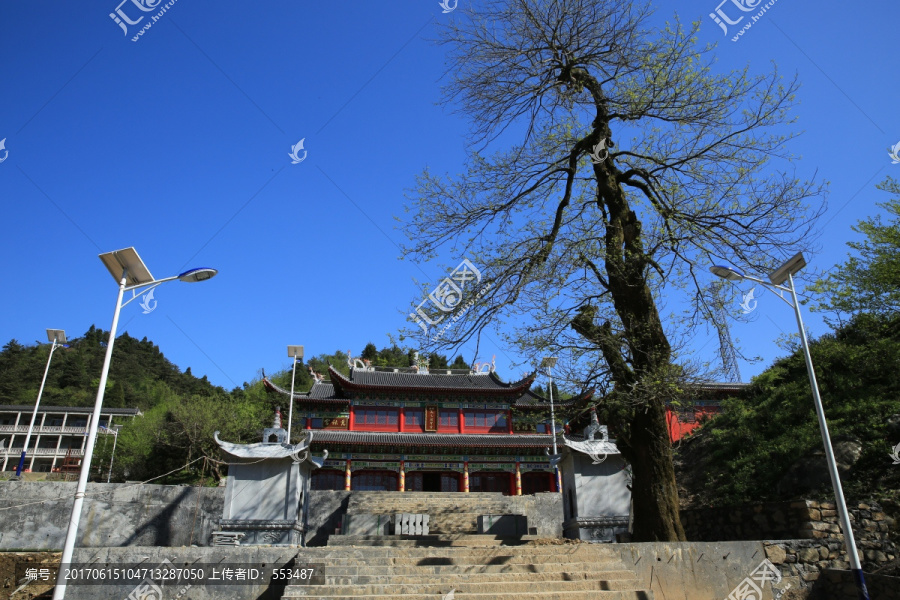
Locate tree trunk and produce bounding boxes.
[629,400,685,541]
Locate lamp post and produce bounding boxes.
[99,424,121,483]
[710,253,869,600]
[541,356,561,492]
[16,329,66,476]
[286,345,304,440]
[53,248,216,600]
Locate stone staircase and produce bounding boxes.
[344,491,519,535]
[281,541,654,599]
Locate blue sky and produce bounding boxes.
[0,1,897,391]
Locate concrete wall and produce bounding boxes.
[508,491,563,538]
[617,541,790,600]
[0,482,224,550]
[304,490,350,546]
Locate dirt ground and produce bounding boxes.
[0,553,60,600]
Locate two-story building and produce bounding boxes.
[0,405,140,473]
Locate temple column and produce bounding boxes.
[515,461,522,496]
[399,460,405,492]
[345,459,352,490]
[463,461,469,493]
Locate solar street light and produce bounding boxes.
[710,254,869,600]
[54,249,217,600]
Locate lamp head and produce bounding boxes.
[540,356,559,369]
[287,345,304,359]
[178,268,218,283]
[710,265,745,282]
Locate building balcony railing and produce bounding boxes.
[0,425,88,435]
[3,447,84,456]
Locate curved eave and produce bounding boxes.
[328,366,537,397]
[263,377,349,406]
[513,388,594,410]
[309,430,554,448]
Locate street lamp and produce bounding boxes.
[16,329,66,476]
[98,424,122,483]
[541,356,561,492]
[53,248,216,600]
[710,253,869,600]
[286,345,304,440]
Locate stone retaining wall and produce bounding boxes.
[685,500,896,566]
[0,483,560,548]
[814,569,900,600]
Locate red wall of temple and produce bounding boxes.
[665,404,721,442]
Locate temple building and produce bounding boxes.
[263,358,590,496]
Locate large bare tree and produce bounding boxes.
[401,0,824,541]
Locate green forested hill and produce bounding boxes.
[0,325,227,409]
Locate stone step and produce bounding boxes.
[304,561,628,578]
[302,540,611,555]
[282,590,653,600]
[327,534,543,546]
[334,570,636,585]
[283,578,645,596]
[315,554,624,568]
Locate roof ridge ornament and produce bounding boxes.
[308,366,324,383]
[470,356,494,375]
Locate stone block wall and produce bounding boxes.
[814,569,900,600]
[685,500,898,592]
[683,501,894,552]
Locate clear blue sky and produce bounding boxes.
[1,1,897,391]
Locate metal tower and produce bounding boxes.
[708,281,742,382]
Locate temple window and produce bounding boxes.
[438,410,459,432]
[404,409,425,432]
[463,410,508,433]
[355,408,399,431]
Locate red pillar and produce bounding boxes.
[459,407,466,433]
[399,406,406,432]
[348,404,356,431]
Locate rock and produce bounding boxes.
[766,545,787,564]
[799,548,820,562]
